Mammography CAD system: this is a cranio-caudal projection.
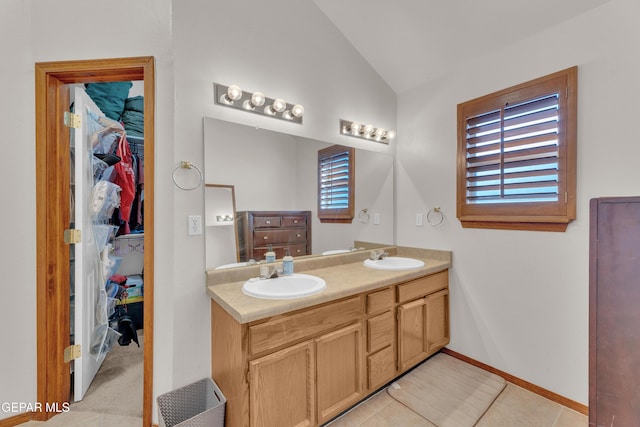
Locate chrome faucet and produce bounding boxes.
[268,266,282,279]
[370,249,389,260]
[259,263,282,279]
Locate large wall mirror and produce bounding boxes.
[204,117,394,269]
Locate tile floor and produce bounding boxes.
[327,383,587,427]
[16,382,587,427]
[16,411,141,427]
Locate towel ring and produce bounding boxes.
[172,161,203,191]
[426,206,445,226]
[358,208,370,224]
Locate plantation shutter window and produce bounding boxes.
[457,67,577,232]
[318,145,355,223]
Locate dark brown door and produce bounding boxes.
[590,197,640,426]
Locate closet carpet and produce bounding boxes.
[70,330,144,418]
[387,353,506,426]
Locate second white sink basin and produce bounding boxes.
[364,256,425,271]
[242,273,327,300]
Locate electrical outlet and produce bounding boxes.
[416,213,423,227]
[188,215,202,235]
[373,213,381,225]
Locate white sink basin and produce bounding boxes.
[242,273,327,300]
[363,256,425,271]
[215,261,251,270]
[322,249,351,255]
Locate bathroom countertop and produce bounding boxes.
[207,247,451,324]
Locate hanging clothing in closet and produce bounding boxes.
[128,142,144,233]
[111,134,136,235]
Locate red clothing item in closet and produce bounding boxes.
[111,133,136,233]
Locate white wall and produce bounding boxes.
[395,0,640,405]
[0,0,175,422]
[0,0,36,416]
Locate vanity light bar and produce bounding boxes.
[214,83,304,124]
[339,119,395,144]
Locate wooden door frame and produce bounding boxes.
[35,57,155,426]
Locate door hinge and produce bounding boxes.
[64,229,81,244]
[64,111,81,128]
[64,344,81,363]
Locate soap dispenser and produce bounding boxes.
[265,244,276,263]
[282,248,294,275]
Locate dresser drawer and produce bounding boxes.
[284,244,308,257]
[249,297,362,355]
[397,270,448,303]
[254,229,307,245]
[253,244,308,260]
[253,216,282,228]
[366,288,393,314]
[282,215,307,227]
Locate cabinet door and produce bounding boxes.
[426,289,450,354]
[397,298,428,372]
[316,323,363,425]
[249,341,315,427]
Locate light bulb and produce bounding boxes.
[291,104,304,118]
[363,124,374,136]
[350,123,361,135]
[386,130,396,140]
[272,98,287,113]
[227,85,242,101]
[250,92,265,107]
[374,128,386,140]
[284,104,304,120]
[242,91,266,110]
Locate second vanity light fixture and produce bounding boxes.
[340,119,396,144]
[214,83,304,124]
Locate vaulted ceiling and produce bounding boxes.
[313,0,610,94]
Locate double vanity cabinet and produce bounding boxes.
[207,249,450,427]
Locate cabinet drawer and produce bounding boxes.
[367,288,393,314]
[283,215,307,227]
[287,244,308,256]
[249,297,362,355]
[397,270,448,303]
[254,229,307,245]
[253,216,282,228]
[368,346,395,389]
[367,311,393,353]
[253,244,308,260]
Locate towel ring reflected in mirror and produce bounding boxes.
[427,206,445,226]
[172,160,203,191]
[358,208,370,223]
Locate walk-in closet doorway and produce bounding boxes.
[34,57,155,427]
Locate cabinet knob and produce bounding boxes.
[297,234,301,238]
[263,236,268,240]
[296,249,301,253]
[294,220,298,223]
[266,220,271,224]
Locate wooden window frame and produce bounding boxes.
[456,67,577,232]
[318,145,355,223]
